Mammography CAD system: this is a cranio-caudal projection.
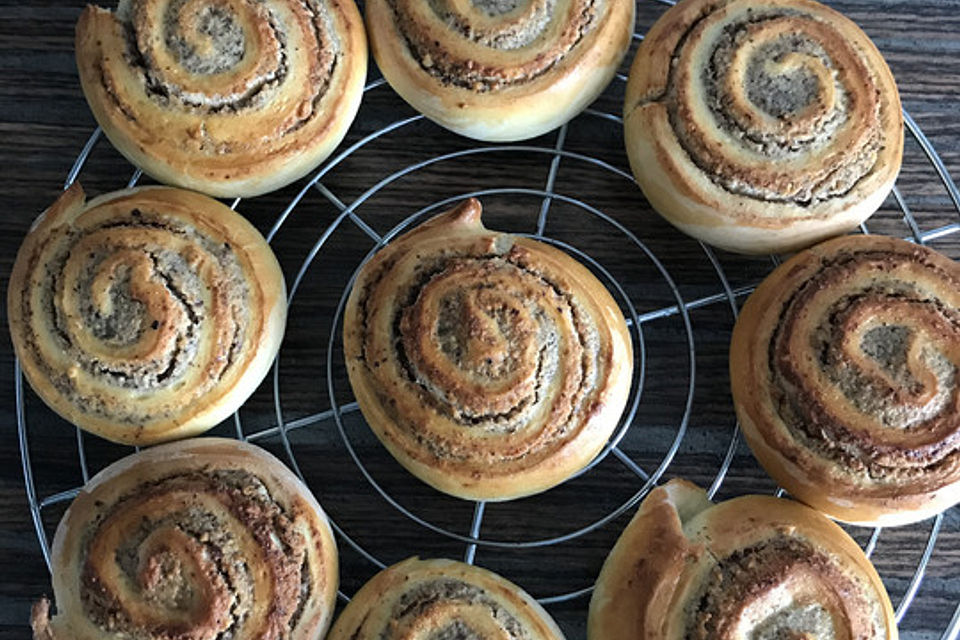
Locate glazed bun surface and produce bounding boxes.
[624,0,903,254]
[343,198,633,500]
[731,234,960,526]
[8,184,286,445]
[76,0,367,197]
[365,0,634,141]
[327,557,564,640]
[30,438,338,640]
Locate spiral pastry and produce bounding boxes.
[8,184,286,445]
[327,557,564,640]
[30,438,338,640]
[589,479,897,640]
[623,0,903,254]
[75,0,366,198]
[731,235,960,526]
[365,0,634,141]
[343,198,633,500]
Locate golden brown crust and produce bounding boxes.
[623,0,903,254]
[342,198,633,500]
[30,438,338,640]
[8,184,286,445]
[365,0,634,141]
[588,479,897,640]
[327,557,564,640]
[731,235,960,526]
[75,0,367,197]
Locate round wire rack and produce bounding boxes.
[17,0,960,637]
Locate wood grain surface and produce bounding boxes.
[1,1,959,638]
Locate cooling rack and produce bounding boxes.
[17,0,960,637]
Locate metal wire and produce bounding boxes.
[16,7,960,637]
[463,502,486,565]
[864,526,883,559]
[944,604,960,640]
[16,361,51,571]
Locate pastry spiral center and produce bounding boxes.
[79,471,312,639]
[746,602,845,640]
[63,237,207,375]
[725,21,840,136]
[444,289,515,373]
[85,249,156,346]
[745,51,830,119]
[134,526,221,616]
[164,0,246,75]
[397,257,585,429]
[828,302,956,426]
[26,206,252,425]
[393,602,510,639]
[658,6,883,205]
[771,251,960,476]
[402,262,545,419]
[434,0,554,48]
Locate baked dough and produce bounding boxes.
[365,0,634,141]
[343,198,633,500]
[8,184,286,445]
[624,0,903,254]
[75,0,367,197]
[588,479,897,640]
[731,235,960,526]
[327,557,564,640]
[30,438,338,640]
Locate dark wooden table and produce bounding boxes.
[2,1,960,638]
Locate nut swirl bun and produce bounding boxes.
[8,184,286,445]
[624,0,903,254]
[327,557,564,640]
[588,479,897,640]
[365,0,634,141]
[732,235,960,526]
[30,438,338,640]
[76,0,367,198]
[343,198,633,501]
